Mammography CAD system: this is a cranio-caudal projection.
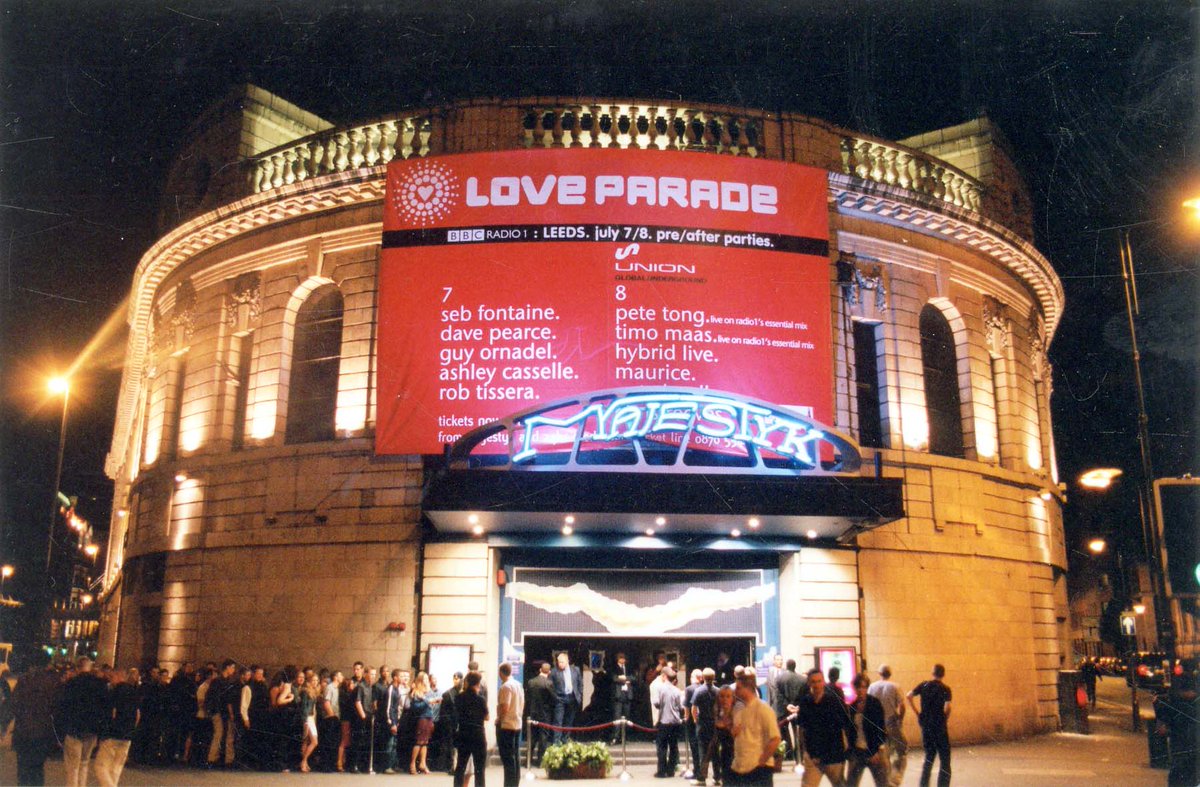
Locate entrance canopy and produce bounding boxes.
[422,388,904,543]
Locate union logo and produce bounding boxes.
[391,161,460,226]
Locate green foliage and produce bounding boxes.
[541,740,614,778]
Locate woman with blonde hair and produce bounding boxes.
[299,672,321,772]
[408,671,435,774]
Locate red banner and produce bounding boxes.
[377,149,832,455]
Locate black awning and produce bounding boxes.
[423,469,903,541]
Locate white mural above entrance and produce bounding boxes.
[506,579,776,636]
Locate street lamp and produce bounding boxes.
[1079,468,1123,490]
[1087,538,1107,554]
[1,564,11,594]
[83,544,99,560]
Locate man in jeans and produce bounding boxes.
[867,665,906,786]
[792,669,852,787]
[207,660,238,768]
[728,673,780,786]
[906,664,952,787]
[95,667,140,787]
[58,656,110,787]
[496,662,525,787]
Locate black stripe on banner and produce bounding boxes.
[382,224,829,257]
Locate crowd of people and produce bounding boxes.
[602,653,951,787]
[2,647,957,787]
[4,651,506,787]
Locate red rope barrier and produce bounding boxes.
[530,720,618,734]
[624,722,658,734]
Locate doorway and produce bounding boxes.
[523,635,754,739]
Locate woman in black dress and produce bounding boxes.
[453,671,489,787]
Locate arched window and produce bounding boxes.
[285,286,343,444]
[920,304,964,457]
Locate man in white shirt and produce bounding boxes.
[729,673,780,786]
[650,662,675,725]
[867,665,906,786]
[496,662,525,787]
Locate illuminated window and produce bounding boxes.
[852,321,883,448]
[285,286,344,444]
[919,305,964,458]
[231,332,254,450]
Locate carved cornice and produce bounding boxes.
[109,171,385,481]
[830,173,1063,338]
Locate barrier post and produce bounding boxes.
[619,718,630,781]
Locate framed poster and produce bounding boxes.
[427,644,472,698]
[815,646,858,703]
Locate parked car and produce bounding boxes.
[1125,652,1178,688]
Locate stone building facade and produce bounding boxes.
[100,86,1067,741]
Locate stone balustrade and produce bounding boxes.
[250,114,436,193]
[840,136,982,212]
[245,99,982,218]
[520,103,763,156]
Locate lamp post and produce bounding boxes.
[45,376,71,650]
[1116,231,1176,660]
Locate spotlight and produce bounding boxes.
[748,518,760,529]
[564,515,575,524]
[467,513,479,524]
[655,516,666,526]
[806,529,818,539]
[562,525,574,536]
[174,472,188,483]
[730,529,741,538]
[471,524,484,536]
[644,529,655,537]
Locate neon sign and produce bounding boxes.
[451,387,862,474]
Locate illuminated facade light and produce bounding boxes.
[471,524,484,536]
[1087,538,1106,554]
[84,544,99,558]
[564,515,575,524]
[806,529,818,539]
[730,529,741,538]
[48,376,70,395]
[654,516,666,526]
[174,472,188,483]
[1039,490,1053,501]
[748,517,760,529]
[467,513,479,524]
[1133,603,1146,615]
[644,529,655,537]
[561,525,573,536]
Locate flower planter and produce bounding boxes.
[547,764,609,780]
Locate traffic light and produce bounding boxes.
[1154,478,1200,595]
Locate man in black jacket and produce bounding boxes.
[774,660,805,762]
[526,663,555,765]
[845,673,887,787]
[10,650,60,786]
[792,669,852,787]
[59,656,110,787]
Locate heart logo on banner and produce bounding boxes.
[418,185,435,201]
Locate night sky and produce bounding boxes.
[1,1,1196,642]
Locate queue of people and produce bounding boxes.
[3,652,501,786]
[3,647,953,787]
